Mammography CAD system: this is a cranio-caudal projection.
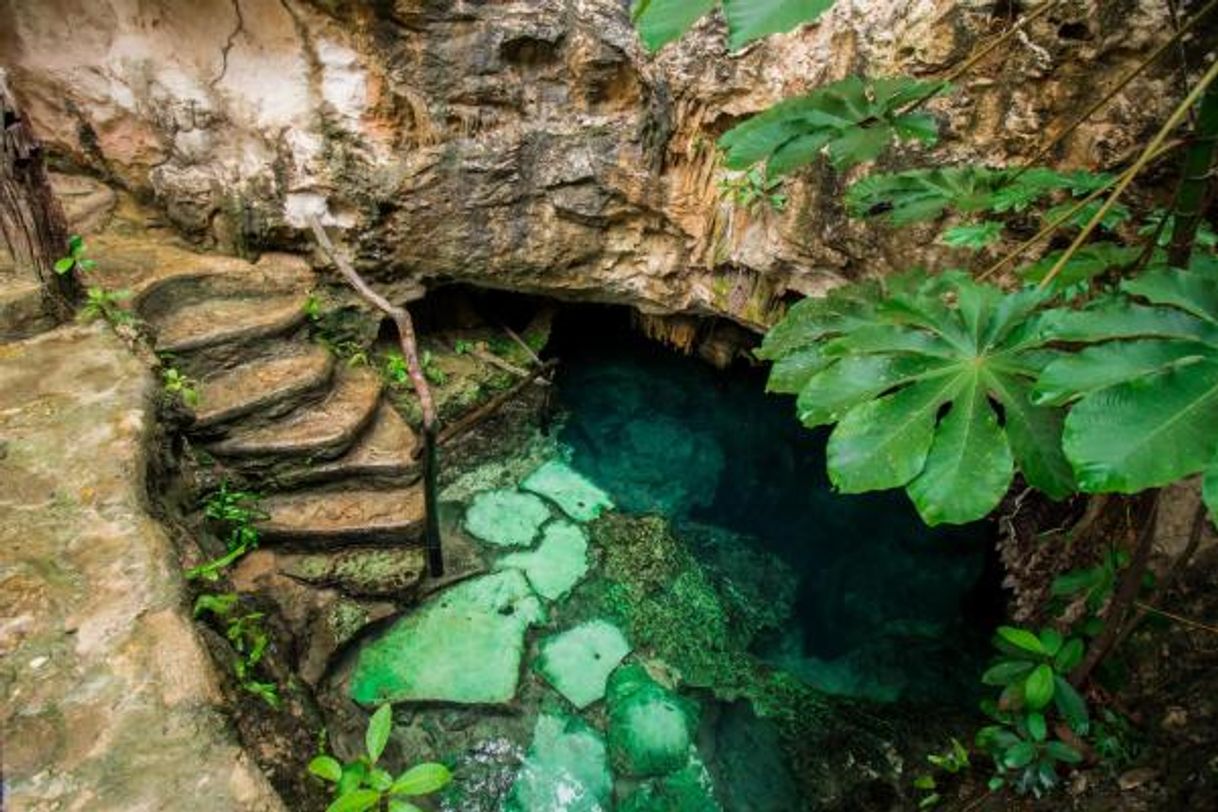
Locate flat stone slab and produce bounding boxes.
[152,293,308,353]
[464,489,551,547]
[507,713,612,812]
[535,620,631,709]
[607,664,698,778]
[0,325,283,811]
[497,520,589,601]
[278,546,426,599]
[521,460,613,522]
[348,569,545,706]
[192,344,334,429]
[257,486,426,548]
[208,366,382,461]
[278,402,420,487]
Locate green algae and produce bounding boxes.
[348,570,545,706]
[607,664,698,778]
[497,519,589,601]
[618,754,723,812]
[535,620,631,709]
[520,459,613,522]
[506,713,612,812]
[464,489,551,547]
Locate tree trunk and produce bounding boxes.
[307,217,445,577]
[0,69,76,323]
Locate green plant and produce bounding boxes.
[194,593,280,708]
[421,350,447,386]
[453,338,475,355]
[54,234,96,275]
[718,167,787,211]
[632,0,835,52]
[186,482,267,582]
[976,626,1088,797]
[308,705,451,812]
[755,270,1075,524]
[381,352,409,387]
[304,292,324,321]
[718,76,945,176]
[912,737,971,808]
[79,286,135,326]
[162,367,200,408]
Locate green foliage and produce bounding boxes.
[941,221,1003,250]
[306,291,374,366]
[1020,242,1143,289]
[162,367,200,408]
[632,0,834,52]
[54,234,97,275]
[976,625,1088,797]
[756,270,1074,524]
[1034,254,1218,495]
[719,76,946,177]
[453,339,475,355]
[718,167,787,211]
[1050,550,1128,619]
[308,704,451,812]
[194,593,280,708]
[381,352,409,387]
[421,350,447,386]
[79,286,135,326]
[186,482,267,582]
[913,737,970,809]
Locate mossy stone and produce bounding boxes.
[535,620,630,709]
[520,460,613,522]
[348,570,545,706]
[618,754,723,812]
[497,520,589,601]
[464,489,551,547]
[607,664,698,778]
[506,713,612,812]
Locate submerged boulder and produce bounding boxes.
[497,520,590,601]
[520,459,613,522]
[535,620,631,709]
[507,713,612,812]
[606,664,698,778]
[464,489,552,547]
[618,754,723,812]
[347,570,545,706]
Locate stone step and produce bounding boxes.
[151,293,309,354]
[256,486,426,548]
[275,402,421,488]
[206,365,382,463]
[190,344,335,431]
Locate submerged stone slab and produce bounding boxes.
[618,754,723,812]
[535,620,630,709]
[507,713,612,812]
[497,520,589,601]
[607,664,698,778]
[521,460,613,522]
[464,489,551,547]
[348,570,545,706]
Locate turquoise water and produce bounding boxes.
[550,312,997,704]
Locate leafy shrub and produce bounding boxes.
[308,704,451,812]
[194,593,280,708]
[186,482,267,582]
[718,167,787,211]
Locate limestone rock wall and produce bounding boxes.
[0,0,1181,323]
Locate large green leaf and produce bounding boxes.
[718,76,947,176]
[632,0,832,52]
[723,0,834,48]
[366,705,392,764]
[390,763,452,797]
[326,790,382,812]
[1063,359,1218,492]
[907,373,1014,525]
[764,271,1070,523]
[632,0,717,51]
[1203,453,1218,523]
[1035,340,1213,406]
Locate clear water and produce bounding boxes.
[550,312,997,705]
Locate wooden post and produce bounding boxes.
[0,69,76,322]
[307,217,444,577]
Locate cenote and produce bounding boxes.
[339,293,1008,812]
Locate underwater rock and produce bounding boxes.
[464,489,552,547]
[348,570,545,706]
[618,754,723,812]
[520,459,613,522]
[535,620,631,709]
[497,520,590,601]
[506,713,612,812]
[606,664,698,778]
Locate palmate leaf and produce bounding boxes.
[633,0,832,52]
[1020,242,1143,288]
[941,221,1003,250]
[761,271,1075,525]
[1037,257,1218,494]
[718,76,947,176]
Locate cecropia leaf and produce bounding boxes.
[723,0,834,49]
